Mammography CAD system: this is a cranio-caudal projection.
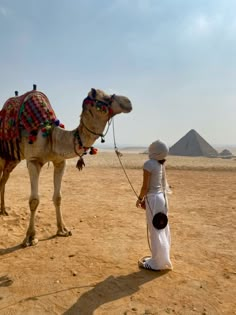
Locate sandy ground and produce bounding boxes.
[0,153,235,315]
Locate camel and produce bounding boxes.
[0,86,132,246]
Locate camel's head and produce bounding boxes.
[79,88,132,144]
[84,88,132,117]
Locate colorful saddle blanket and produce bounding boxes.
[0,90,58,160]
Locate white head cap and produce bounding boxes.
[148,140,169,160]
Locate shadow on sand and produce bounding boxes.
[0,275,13,287]
[0,235,57,256]
[0,244,23,256]
[63,269,170,315]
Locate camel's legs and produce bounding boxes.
[0,183,6,215]
[53,160,71,236]
[22,160,42,247]
[0,160,19,215]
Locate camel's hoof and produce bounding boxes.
[22,237,39,247]
[57,229,72,237]
[0,208,9,216]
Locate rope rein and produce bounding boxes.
[112,119,152,251]
[112,119,139,198]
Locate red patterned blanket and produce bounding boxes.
[0,90,60,160]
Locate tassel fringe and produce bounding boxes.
[0,140,21,161]
[76,157,85,171]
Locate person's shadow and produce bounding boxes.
[63,269,169,315]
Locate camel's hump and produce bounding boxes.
[0,90,57,141]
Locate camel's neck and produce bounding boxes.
[51,125,101,159]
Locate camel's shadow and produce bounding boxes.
[0,244,23,256]
[0,275,13,287]
[0,235,56,256]
[63,269,170,315]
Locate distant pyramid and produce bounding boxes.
[169,129,218,157]
[219,149,233,158]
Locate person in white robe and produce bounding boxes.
[136,139,173,271]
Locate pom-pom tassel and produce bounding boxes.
[89,147,98,155]
[76,157,85,171]
[54,119,60,126]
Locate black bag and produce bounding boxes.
[152,212,168,230]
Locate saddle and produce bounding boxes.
[0,89,57,160]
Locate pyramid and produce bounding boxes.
[219,149,232,157]
[169,129,218,157]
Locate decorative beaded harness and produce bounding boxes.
[73,95,114,170]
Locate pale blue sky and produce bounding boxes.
[0,0,235,147]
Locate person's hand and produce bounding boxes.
[136,198,145,209]
[136,199,141,208]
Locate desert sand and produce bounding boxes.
[0,151,235,315]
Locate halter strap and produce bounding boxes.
[73,128,98,171]
[81,95,114,142]
[73,128,96,155]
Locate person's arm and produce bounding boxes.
[136,169,151,208]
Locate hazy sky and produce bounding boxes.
[0,0,235,147]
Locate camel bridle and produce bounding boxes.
[73,94,115,170]
[80,94,115,142]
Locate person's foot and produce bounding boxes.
[138,256,160,271]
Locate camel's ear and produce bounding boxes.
[91,88,97,99]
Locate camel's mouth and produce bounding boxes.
[113,95,132,113]
[120,102,132,113]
